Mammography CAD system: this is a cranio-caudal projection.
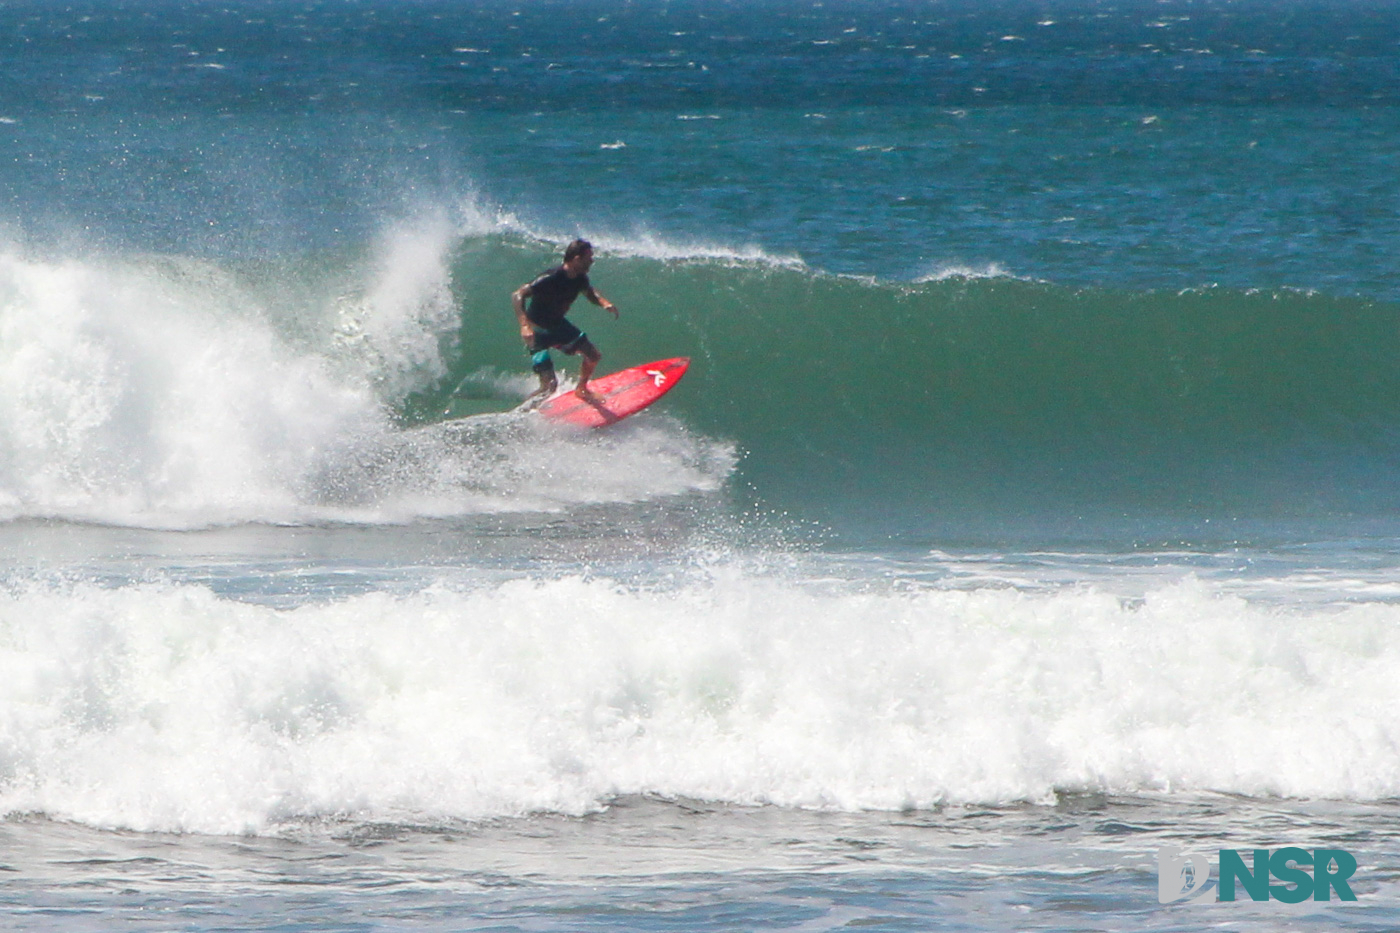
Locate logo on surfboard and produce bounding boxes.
[647,369,667,387]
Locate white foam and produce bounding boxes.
[305,416,736,522]
[0,251,378,526]
[0,239,734,528]
[3,573,1399,834]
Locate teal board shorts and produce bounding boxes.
[529,319,586,372]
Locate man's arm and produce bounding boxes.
[586,286,619,318]
[512,283,534,342]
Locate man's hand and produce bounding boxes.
[602,301,619,319]
[520,323,534,345]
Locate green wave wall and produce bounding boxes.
[424,238,1400,536]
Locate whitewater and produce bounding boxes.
[9,570,1400,835]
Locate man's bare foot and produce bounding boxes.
[575,384,601,402]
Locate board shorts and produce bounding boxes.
[528,319,587,372]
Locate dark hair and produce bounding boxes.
[564,239,593,262]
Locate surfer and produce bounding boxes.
[513,239,618,406]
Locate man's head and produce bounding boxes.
[563,238,594,273]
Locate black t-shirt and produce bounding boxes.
[526,266,590,326]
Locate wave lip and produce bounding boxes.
[585,232,806,270]
[913,262,1025,283]
[3,574,1397,835]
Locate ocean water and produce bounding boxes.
[4,0,1400,929]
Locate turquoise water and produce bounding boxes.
[4,1,1400,929]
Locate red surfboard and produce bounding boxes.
[537,357,690,428]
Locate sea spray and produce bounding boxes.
[0,251,378,525]
[0,240,735,528]
[329,213,460,401]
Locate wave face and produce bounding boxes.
[3,571,1398,834]
[440,238,1400,537]
[1,223,1395,536]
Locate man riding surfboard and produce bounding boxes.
[512,239,618,407]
